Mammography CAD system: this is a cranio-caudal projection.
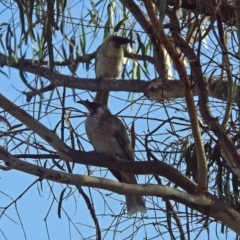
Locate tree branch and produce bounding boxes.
[0,53,239,105]
[167,0,237,26]
[1,146,240,234]
[168,13,240,178]
[0,93,71,161]
[1,92,240,233]
[166,9,207,194]
[0,146,212,206]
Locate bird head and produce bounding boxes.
[77,100,108,115]
[108,35,135,46]
[97,35,135,60]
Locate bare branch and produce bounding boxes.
[1,146,240,234]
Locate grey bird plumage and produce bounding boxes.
[94,35,134,106]
[78,100,146,216]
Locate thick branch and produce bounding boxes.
[0,93,71,161]
[169,15,240,178]
[1,146,240,234]
[120,0,168,77]
[0,146,212,206]
[166,9,207,194]
[0,53,239,104]
[167,0,237,26]
[0,94,240,233]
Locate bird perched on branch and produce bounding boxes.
[94,35,134,106]
[78,100,146,216]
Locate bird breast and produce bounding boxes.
[95,42,124,79]
[85,114,125,157]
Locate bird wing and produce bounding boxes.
[113,116,135,162]
[102,114,137,184]
[112,116,139,183]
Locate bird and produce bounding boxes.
[78,100,146,216]
[94,35,134,106]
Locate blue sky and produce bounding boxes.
[0,1,239,239]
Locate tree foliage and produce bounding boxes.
[0,0,240,239]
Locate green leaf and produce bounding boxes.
[58,188,67,219]
[80,24,86,55]
[114,16,128,33]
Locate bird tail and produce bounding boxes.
[94,90,109,106]
[121,173,146,215]
[125,195,146,216]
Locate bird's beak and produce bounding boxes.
[77,100,99,114]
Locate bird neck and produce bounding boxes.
[101,41,123,58]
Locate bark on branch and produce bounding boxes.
[0,53,239,104]
[0,93,240,234]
